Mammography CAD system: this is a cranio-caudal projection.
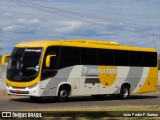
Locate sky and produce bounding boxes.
[0,0,160,54]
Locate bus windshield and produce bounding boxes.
[7,47,42,82]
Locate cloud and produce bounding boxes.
[4,12,12,17]
[55,21,87,32]
[16,18,40,26]
[1,17,42,34]
[2,25,15,32]
[1,0,160,54]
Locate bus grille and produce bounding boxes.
[12,87,26,89]
[9,90,29,94]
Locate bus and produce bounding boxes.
[3,40,158,101]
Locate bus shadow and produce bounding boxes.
[10,95,159,104]
[68,95,158,103]
[129,95,158,100]
[10,97,59,104]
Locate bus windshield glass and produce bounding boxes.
[7,47,42,82]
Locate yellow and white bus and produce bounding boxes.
[4,40,158,100]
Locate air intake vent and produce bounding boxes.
[65,40,120,46]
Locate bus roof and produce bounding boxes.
[15,40,157,52]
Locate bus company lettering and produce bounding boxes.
[82,67,117,75]
[25,49,41,52]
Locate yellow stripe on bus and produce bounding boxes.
[137,67,158,93]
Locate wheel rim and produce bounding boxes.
[60,90,68,98]
[123,88,128,98]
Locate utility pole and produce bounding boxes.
[151,34,156,49]
[0,40,2,62]
[0,27,3,57]
[151,33,160,51]
[0,40,2,51]
[151,33,160,65]
[0,27,2,47]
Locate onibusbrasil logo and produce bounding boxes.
[1,112,42,118]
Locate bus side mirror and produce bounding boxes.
[45,54,56,67]
[1,54,11,66]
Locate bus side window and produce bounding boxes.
[41,46,60,80]
[129,51,143,67]
[114,50,129,66]
[98,49,114,66]
[81,48,98,65]
[143,52,157,67]
[61,47,80,68]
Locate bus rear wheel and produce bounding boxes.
[120,85,130,99]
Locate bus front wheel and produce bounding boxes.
[120,85,130,99]
[58,87,70,101]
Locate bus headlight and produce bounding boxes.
[28,83,38,89]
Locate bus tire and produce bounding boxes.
[120,85,130,99]
[58,87,70,101]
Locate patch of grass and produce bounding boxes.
[21,107,160,120]
[24,105,160,111]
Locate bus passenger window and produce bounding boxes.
[61,47,80,68]
[81,48,98,65]
[114,50,129,66]
[143,52,157,67]
[98,49,114,66]
[129,51,143,67]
